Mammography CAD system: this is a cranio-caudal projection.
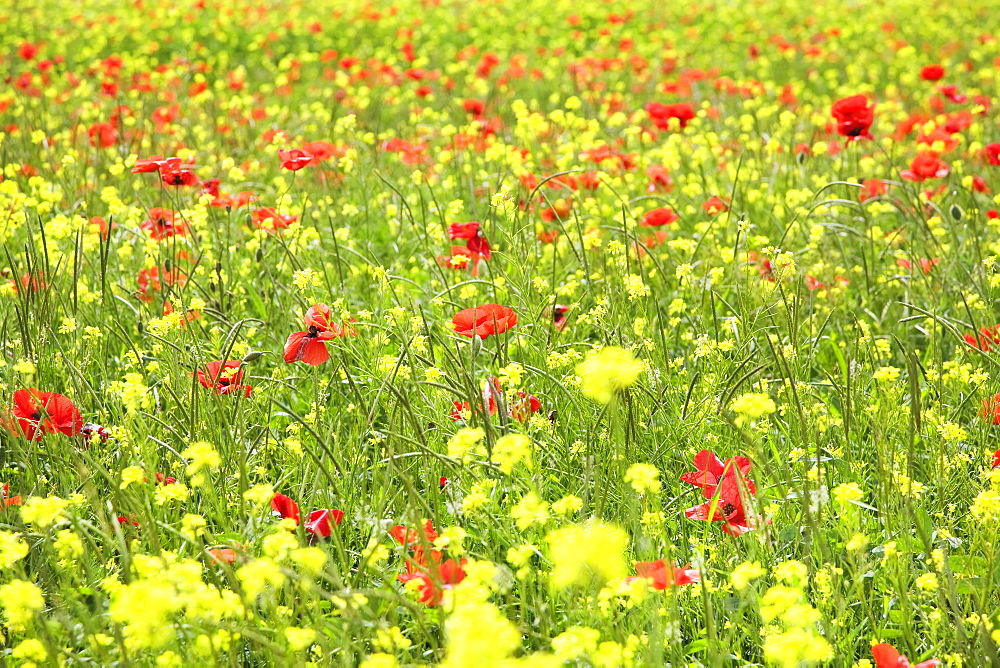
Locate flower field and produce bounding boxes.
[3,0,1000,665]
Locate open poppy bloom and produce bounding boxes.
[645,101,696,130]
[684,472,758,535]
[831,95,875,139]
[681,450,756,499]
[194,361,252,397]
[452,304,517,338]
[252,207,298,231]
[131,155,171,173]
[141,208,187,241]
[964,325,1000,352]
[871,643,940,668]
[397,557,467,606]
[981,393,1000,425]
[992,450,1000,469]
[641,207,679,227]
[272,492,343,540]
[279,148,314,171]
[900,152,949,181]
[390,520,439,547]
[304,508,345,538]
[2,483,22,508]
[920,64,945,81]
[284,303,347,365]
[628,560,700,590]
[207,547,239,565]
[158,157,199,186]
[984,143,1000,166]
[859,178,888,202]
[702,196,729,215]
[6,389,83,441]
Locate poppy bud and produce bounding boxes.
[215,261,223,273]
[950,204,963,220]
[164,258,172,272]
[548,410,558,423]
[256,248,264,262]
[242,350,264,363]
[796,152,807,165]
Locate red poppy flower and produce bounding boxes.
[920,64,945,81]
[304,508,344,538]
[194,361,252,397]
[681,450,755,498]
[551,304,570,330]
[439,477,450,490]
[896,258,938,273]
[208,548,239,564]
[684,473,757,535]
[131,155,170,173]
[645,101,696,130]
[641,207,678,227]
[646,164,674,193]
[981,393,1000,425]
[452,304,517,338]
[937,84,967,104]
[88,121,118,148]
[279,148,314,171]
[859,179,888,202]
[901,152,949,182]
[830,95,875,139]
[449,222,481,240]
[82,422,110,444]
[991,450,1000,469]
[155,472,178,485]
[252,207,298,230]
[10,272,47,294]
[2,483,22,509]
[702,196,729,215]
[964,325,1000,352]
[271,493,301,523]
[872,643,940,668]
[141,208,187,241]
[984,143,1000,166]
[7,389,83,441]
[136,266,187,303]
[397,558,467,606]
[630,560,700,590]
[390,520,438,546]
[284,303,346,365]
[158,157,199,186]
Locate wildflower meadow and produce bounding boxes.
[3,0,1000,665]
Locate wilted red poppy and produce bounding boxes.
[194,361,252,397]
[830,95,875,139]
[872,643,940,668]
[82,423,110,444]
[629,560,700,589]
[452,304,517,338]
[7,389,83,441]
[279,148,314,171]
[284,303,347,365]
[641,207,678,227]
[901,152,949,182]
[920,64,945,81]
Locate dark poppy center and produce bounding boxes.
[722,502,737,515]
